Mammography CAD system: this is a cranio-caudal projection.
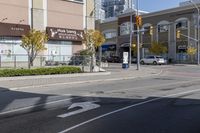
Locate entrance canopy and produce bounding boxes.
[120,43,130,47]
[101,44,116,51]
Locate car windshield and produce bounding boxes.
[156,56,163,59]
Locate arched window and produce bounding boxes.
[157,21,169,33]
[142,23,152,35]
[175,18,188,29]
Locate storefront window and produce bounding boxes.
[158,25,168,32]
[47,40,72,61]
[0,37,27,61]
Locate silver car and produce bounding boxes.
[140,55,166,65]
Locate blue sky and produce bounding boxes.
[137,0,187,12]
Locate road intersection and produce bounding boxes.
[0,65,200,133]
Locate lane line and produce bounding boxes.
[58,88,200,133]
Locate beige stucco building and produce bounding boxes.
[0,0,95,63]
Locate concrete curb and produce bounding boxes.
[0,72,111,81]
[172,64,199,67]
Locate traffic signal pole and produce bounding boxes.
[129,0,133,67]
[136,0,140,70]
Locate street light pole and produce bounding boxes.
[189,0,199,65]
[31,0,33,29]
[85,0,88,31]
[136,0,140,70]
[30,0,34,68]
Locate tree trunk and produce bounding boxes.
[90,55,93,72]
[28,56,31,69]
[30,59,34,66]
[191,55,194,64]
[28,55,34,69]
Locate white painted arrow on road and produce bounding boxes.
[57,101,100,118]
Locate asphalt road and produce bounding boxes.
[1,65,200,133]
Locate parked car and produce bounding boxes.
[45,60,68,66]
[106,56,121,63]
[140,55,166,65]
[68,55,90,66]
[96,56,107,62]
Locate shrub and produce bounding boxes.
[0,66,82,77]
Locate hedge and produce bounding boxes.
[0,66,82,77]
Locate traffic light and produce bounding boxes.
[149,26,153,35]
[132,43,136,48]
[176,30,180,38]
[136,15,142,27]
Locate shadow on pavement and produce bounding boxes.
[0,90,200,133]
[0,87,78,118]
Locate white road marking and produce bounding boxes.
[57,101,100,118]
[58,88,200,133]
[0,97,75,115]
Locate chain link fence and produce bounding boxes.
[0,54,109,71]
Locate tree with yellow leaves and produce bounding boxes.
[83,30,105,72]
[149,41,167,55]
[187,46,197,63]
[21,29,48,68]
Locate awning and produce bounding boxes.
[101,44,116,51]
[120,43,130,47]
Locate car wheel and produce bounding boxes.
[140,61,145,65]
[153,61,157,65]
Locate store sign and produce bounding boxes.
[46,27,84,41]
[0,23,30,37]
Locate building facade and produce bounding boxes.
[96,3,200,63]
[0,0,91,63]
[96,18,118,57]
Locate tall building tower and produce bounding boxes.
[102,0,134,19]
[94,0,105,20]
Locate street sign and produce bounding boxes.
[57,101,100,118]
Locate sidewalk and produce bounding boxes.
[0,65,162,90]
